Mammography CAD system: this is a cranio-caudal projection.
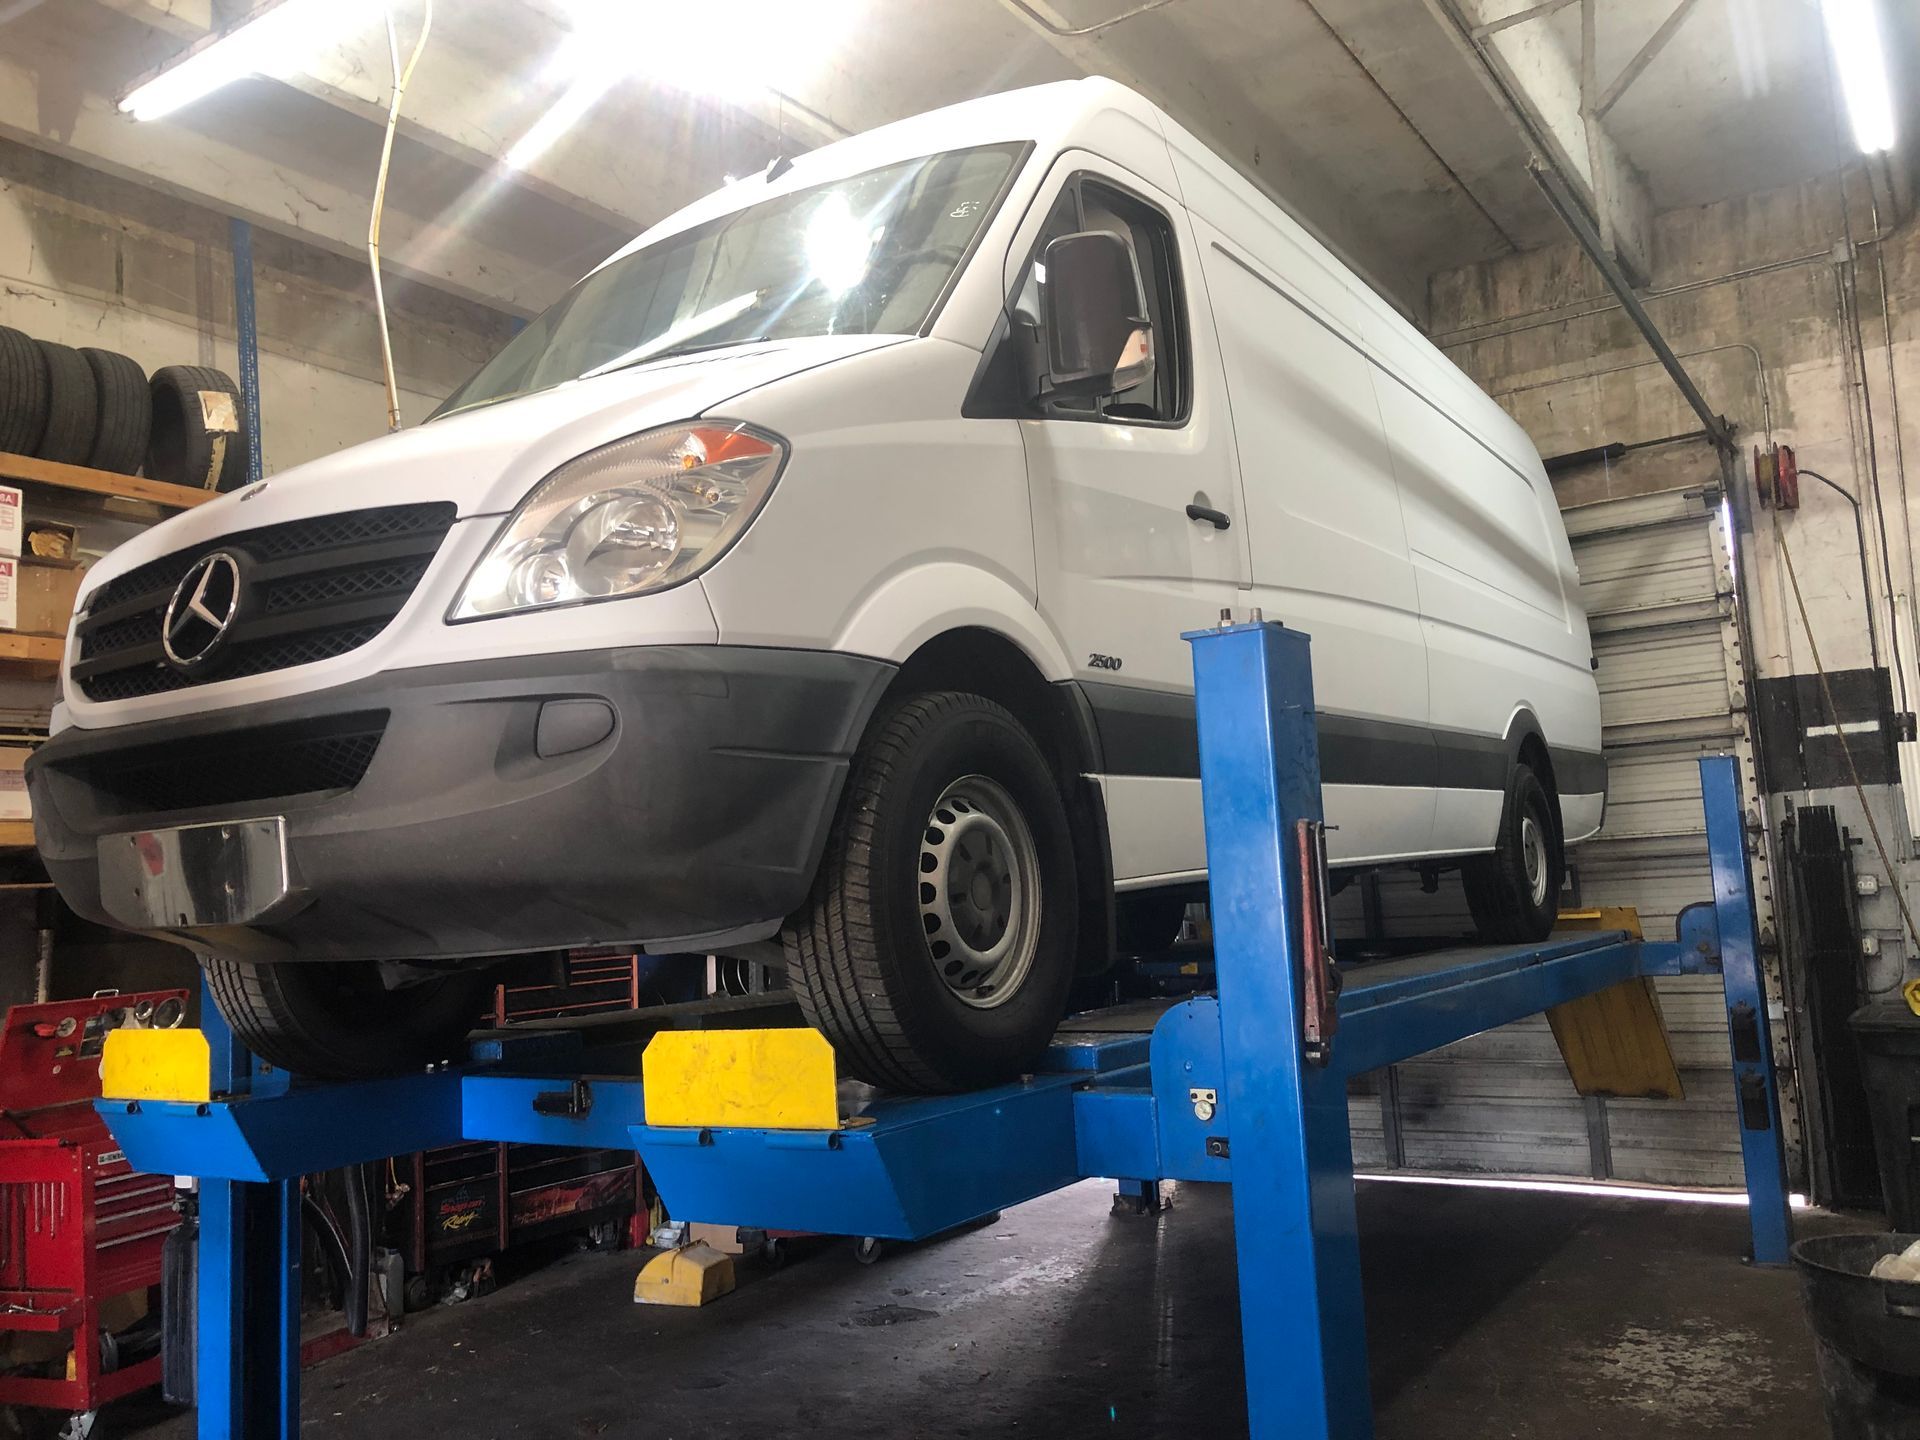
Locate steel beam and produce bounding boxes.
[1594,0,1706,117]
[1529,161,1735,451]
[1469,0,1577,38]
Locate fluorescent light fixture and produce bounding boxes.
[1821,0,1898,154]
[1357,1171,1812,1210]
[507,0,852,169]
[121,0,383,122]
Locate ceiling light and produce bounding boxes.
[583,0,852,98]
[1820,0,1898,154]
[508,0,853,168]
[121,0,383,122]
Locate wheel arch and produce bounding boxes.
[884,625,1115,977]
[1503,707,1564,842]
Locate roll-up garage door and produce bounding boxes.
[1340,485,1795,1189]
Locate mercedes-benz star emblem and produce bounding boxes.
[162,552,243,669]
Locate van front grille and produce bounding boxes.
[73,503,456,703]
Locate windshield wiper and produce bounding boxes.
[602,335,773,373]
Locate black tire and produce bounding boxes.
[783,691,1079,1093]
[1115,890,1189,953]
[202,955,490,1079]
[1463,762,1563,943]
[0,326,49,457]
[147,365,248,491]
[33,340,97,465]
[81,348,150,475]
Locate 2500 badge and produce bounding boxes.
[1087,653,1124,672]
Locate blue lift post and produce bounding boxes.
[1189,621,1368,1437]
[99,623,1793,1440]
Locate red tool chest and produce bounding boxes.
[0,991,188,1423]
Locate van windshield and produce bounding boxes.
[433,142,1027,419]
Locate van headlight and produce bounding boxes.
[451,421,787,619]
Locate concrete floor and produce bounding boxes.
[126,1177,1855,1440]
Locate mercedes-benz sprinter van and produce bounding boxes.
[28,79,1604,1091]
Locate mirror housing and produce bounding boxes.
[1031,230,1154,402]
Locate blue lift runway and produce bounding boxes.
[100,623,1792,1440]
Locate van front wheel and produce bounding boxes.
[783,691,1078,1093]
[1462,762,1563,943]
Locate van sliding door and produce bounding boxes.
[1180,206,1435,867]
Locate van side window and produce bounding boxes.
[968,176,1190,425]
[1073,182,1186,424]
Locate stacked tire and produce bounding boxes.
[0,325,248,489]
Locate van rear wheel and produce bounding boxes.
[202,956,490,1079]
[783,691,1078,1093]
[1462,762,1563,943]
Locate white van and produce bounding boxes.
[27,79,1603,1090]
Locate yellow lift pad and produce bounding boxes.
[642,1028,839,1131]
[634,1242,736,1307]
[100,1028,212,1104]
[1548,907,1684,1101]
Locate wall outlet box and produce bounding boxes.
[1857,875,1882,896]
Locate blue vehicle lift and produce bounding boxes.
[98,622,1792,1440]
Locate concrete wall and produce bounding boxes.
[1432,171,1918,691]
[0,138,516,470]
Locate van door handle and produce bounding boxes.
[1186,504,1232,530]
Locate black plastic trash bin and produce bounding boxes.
[1795,1233,1920,1438]
[1851,1002,1920,1230]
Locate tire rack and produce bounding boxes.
[96,622,1794,1440]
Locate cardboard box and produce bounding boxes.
[0,486,20,558]
[685,1222,749,1255]
[0,747,29,822]
[24,520,75,561]
[3,558,89,636]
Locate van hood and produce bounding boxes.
[94,333,907,583]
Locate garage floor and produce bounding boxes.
[128,1177,1857,1440]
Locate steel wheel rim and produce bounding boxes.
[917,774,1041,1010]
[1521,814,1549,908]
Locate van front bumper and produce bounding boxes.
[27,646,896,964]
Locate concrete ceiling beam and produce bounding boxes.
[0,37,573,315]
[272,2,840,243]
[1424,0,1656,286]
[93,0,211,41]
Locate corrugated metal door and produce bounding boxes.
[1341,486,1795,1189]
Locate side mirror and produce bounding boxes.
[1034,230,1154,401]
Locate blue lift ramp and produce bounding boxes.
[99,622,1792,1440]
